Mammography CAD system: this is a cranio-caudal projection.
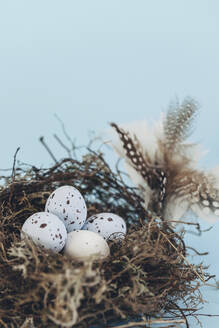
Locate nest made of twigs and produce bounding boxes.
[0,149,211,328]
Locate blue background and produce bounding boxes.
[0,1,219,327]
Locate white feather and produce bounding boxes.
[103,112,217,224]
[109,119,163,162]
[191,203,219,223]
[208,166,219,189]
[123,161,152,208]
[163,196,189,221]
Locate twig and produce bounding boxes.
[186,246,208,256]
[169,301,189,328]
[11,147,20,182]
[20,317,36,328]
[39,136,58,163]
[54,113,72,144]
[168,220,213,236]
[0,168,13,171]
[196,313,219,317]
[111,318,186,327]
[160,231,206,283]
[201,282,218,288]
[53,134,72,157]
[54,114,77,157]
[168,220,200,228]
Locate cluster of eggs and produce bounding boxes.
[21,185,127,260]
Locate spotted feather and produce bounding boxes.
[109,97,219,224]
[110,122,167,214]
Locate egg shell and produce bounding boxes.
[45,185,87,233]
[64,230,110,260]
[83,213,127,240]
[21,212,67,252]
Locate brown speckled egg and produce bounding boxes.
[45,185,87,233]
[21,212,67,252]
[82,213,127,240]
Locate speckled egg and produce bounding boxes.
[21,212,67,252]
[83,213,127,240]
[64,230,110,260]
[45,185,87,233]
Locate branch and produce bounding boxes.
[111,318,186,328]
[53,134,72,157]
[39,136,58,163]
[11,147,20,182]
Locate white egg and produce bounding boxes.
[45,185,87,233]
[83,213,127,240]
[64,230,110,260]
[21,212,67,252]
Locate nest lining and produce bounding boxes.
[0,150,211,328]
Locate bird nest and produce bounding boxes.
[0,148,212,328]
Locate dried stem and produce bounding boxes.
[39,136,58,163]
[111,318,186,328]
[53,133,72,157]
[11,147,20,182]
